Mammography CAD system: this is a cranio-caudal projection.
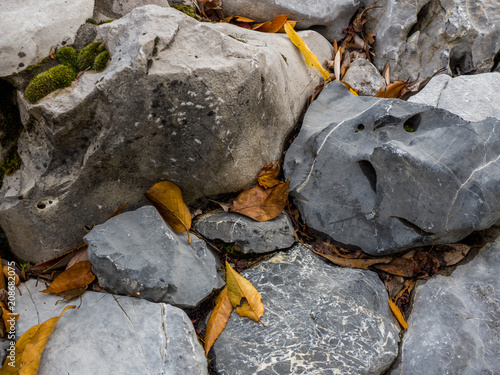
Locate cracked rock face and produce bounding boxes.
[212,245,400,374]
[15,279,208,375]
[284,81,500,255]
[85,206,224,309]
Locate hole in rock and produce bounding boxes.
[492,49,500,72]
[373,115,400,131]
[36,203,46,209]
[449,47,473,76]
[403,114,421,132]
[393,217,435,235]
[407,1,433,39]
[355,124,365,132]
[357,160,377,193]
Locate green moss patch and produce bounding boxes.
[77,42,103,71]
[93,51,110,71]
[0,146,22,188]
[172,5,201,20]
[56,46,78,71]
[24,65,76,103]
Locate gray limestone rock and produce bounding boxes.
[195,212,296,254]
[0,5,332,263]
[14,279,208,375]
[212,245,400,374]
[342,58,386,96]
[409,72,500,122]
[284,81,500,255]
[388,228,500,375]
[94,0,171,19]
[85,205,224,309]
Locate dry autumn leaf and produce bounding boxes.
[253,14,288,33]
[0,302,19,334]
[66,245,89,270]
[312,248,393,270]
[225,261,264,321]
[388,297,408,329]
[204,286,233,355]
[198,0,221,9]
[145,181,192,243]
[374,81,407,98]
[40,261,95,295]
[257,160,281,188]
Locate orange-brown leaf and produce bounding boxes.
[311,248,392,270]
[1,303,19,334]
[224,15,255,23]
[374,81,407,98]
[66,245,89,270]
[198,0,221,9]
[40,261,95,294]
[204,286,233,355]
[225,262,264,321]
[389,298,408,329]
[31,243,87,273]
[254,15,288,33]
[257,160,281,188]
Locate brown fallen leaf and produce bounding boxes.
[31,243,88,274]
[374,81,407,98]
[0,302,19,335]
[388,297,408,330]
[2,265,20,286]
[253,14,288,33]
[257,160,281,188]
[225,261,264,321]
[374,250,440,278]
[430,243,470,266]
[145,181,192,243]
[224,15,255,23]
[311,247,392,270]
[204,286,233,355]
[382,60,391,85]
[40,261,95,295]
[66,245,89,270]
[198,0,221,9]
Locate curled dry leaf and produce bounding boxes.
[40,261,95,295]
[388,298,408,330]
[311,247,392,270]
[198,0,221,9]
[66,245,89,270]
[430,243,471,266]
[253,14,288,33]
[32,243,88,274]
[0,302,19,334]
[374,81,407,98]
[204,286,233,355]
[2,265,20,286]
[257,160,281,188]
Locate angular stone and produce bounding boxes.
[409,72,500,122]
[0,0,94,77]
[212,245,400,374]
[15,279,208,375]
[343,58,386,96]
[0,5,332,263]
[195,212,295,254]
[388,228,500,375]
[94,0,171,19]
[85,206,224,309]
[284,82,500,255]
[222,0,361,39]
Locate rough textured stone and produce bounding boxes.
[0,0,94,77]
[284,81,500,255]
[409,72,500,122]
[212,245,400,374]
[15,279,208,375]
[362,0,500,80]
[195,212,296,254]
[388,228,500,375]
[0,5,332,263]
[85,206,224,308]
[342,58,386,96]
[222,0,361,39]
[94,0,170,19]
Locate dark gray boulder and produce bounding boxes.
[284,81,500,255]
[85,205,224,308]
[212,245,400,374]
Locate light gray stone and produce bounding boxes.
[343,58,386,96]
[0,340,10,367]
[222,0,361,39]
[409,72,500,122]
[195,212,296,254]
[212,245,400,374]
[0,0,94,77]
[14,279,208,375]
[0,5,332,263]
[94,0,170,19]
[85,206,224,309]
[388,228,500,375]
[284,81,500,255]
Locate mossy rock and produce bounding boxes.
[93,51,110,72]
[24,65,76,103]
[56,47,78,72]
[77,42,102,71]
[172,5,201,20]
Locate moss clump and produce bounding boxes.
[24,65,76,103]
[56,46,78,71]
[86,18,98,25]
[98,19,113,25]
[93,51,110,71]
[77,42,102,71]
[0,146,22,188]
[172,5,201,20]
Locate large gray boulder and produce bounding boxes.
[212,245,400,374]
[388,227,500,375]
[362,0,500,80]
[94,0,171,19]
[0,0,94,77]
[284,82,500,255]
[0,5,332,262]
[15,279,208,375]
[85,206,224,308]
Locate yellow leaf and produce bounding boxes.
[253,15,288,33]
[257,160,281,188]
[388,298,408,329]
[40,261,95,295]
[375,81,407,98]
[145,181,192,243]
[1,302,19,335]
[204,286,233,355]
[225,262,264,322]
[284,23,331,80]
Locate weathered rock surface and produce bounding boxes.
[284,81,500,255]
[222,0,361,39]
[212,245,400,374]
[409,72,500,122]
[343,58,386,96]
[15,279,208,375]
[94,0,170,19]
[85,206,224,308]
[0,5,332,262]
[0,0,94,77]
[388,227,500,375]
[362,0,500,80]
[195,212,295,254]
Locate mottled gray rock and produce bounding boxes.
[212,245,400,374]
[0,5,332,262]
[0,0,94,77]
[388,227,500,375]
[284,81,500,255]
[362,0,500,80]
[85,206,224,308]
[343,58,386,96]
[409,72,500,122]
[0,340,10,367]
[15,279,208,375]
[195,212,295,254]
[222,0,361,39]
[94,0,170,19]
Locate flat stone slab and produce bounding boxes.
[14,279,208,375]
[212,245,400,374]
[195,212,296,254]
